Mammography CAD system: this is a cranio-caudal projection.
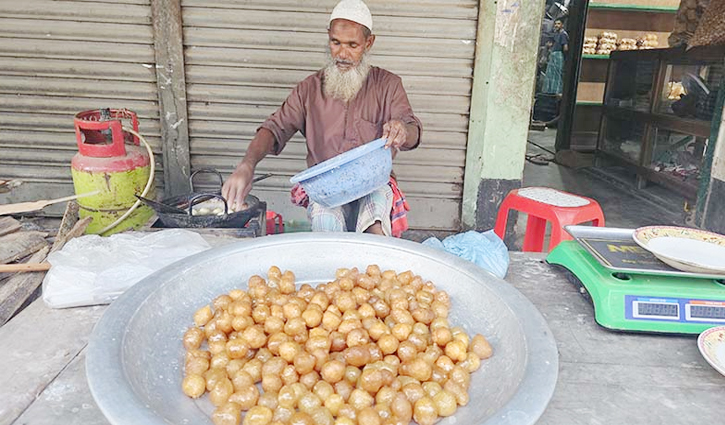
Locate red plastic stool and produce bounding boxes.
[494,187,605,252]
[266,211,284,235]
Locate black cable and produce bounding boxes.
[527,139,557,156]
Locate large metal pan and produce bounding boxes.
[86,233,558,425]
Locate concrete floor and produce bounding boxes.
[525,129,687,227]
[515,128,688,250]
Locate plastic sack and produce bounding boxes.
[423,230,510,279]
[42,229,211,309]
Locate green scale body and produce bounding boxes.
[548,241,725,334]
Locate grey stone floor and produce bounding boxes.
[501,128,687,250]
[525,129,686,229]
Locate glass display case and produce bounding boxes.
[649,127,708,192]
[597,46,724,200]
[656,61,724,122]
[601,116,646,163]
[605,59,657,113]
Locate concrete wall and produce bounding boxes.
[462,0,545,230]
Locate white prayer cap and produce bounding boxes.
[329,0,373,32]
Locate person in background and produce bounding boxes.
[537,35,554,93]
[221,0,421,237]
[543,18,569,95]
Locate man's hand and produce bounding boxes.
[220,128,276,209]
[221,162,255,210]
[383,120,408,150]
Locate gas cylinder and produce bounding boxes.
[71,109,155,235]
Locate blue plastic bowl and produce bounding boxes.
[290,138,392,208]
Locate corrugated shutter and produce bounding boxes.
[182,0,476,230]
[0,0,162,213]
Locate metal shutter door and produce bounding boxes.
[0,0,162,212]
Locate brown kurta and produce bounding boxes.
[260,66,422,167]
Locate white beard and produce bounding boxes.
[323,52,371,102]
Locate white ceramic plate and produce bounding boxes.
[633,226,725,275]
[698,326,725,377]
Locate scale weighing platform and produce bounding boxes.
[547,226,725,334]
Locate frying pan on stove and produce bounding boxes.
[136,169,269,229]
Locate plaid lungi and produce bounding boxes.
[543,51,564,95]
[388,177,409,238]
[307,185,393,236]
[291,177,409,237]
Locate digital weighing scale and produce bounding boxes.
[547,226,725,334]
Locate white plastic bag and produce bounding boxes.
[423,230,510,279]
[42,229,211,308]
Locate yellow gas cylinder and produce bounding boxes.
[70,109,155,235]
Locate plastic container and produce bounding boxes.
[266,211,284,235]
[290,138,392,208]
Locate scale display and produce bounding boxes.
[625,297,725,324]
[633,299,679,320]
[687,302,725,322]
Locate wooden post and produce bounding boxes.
[151,0,192,197]
[0,217,21,237]
[0,247,49,325]
[0,204,92,325]
[0,231,48,265]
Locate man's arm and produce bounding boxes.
[384,76,423,150]
[222,79,307,207]
[221,128,276,208]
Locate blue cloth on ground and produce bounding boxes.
[423,230,510,279]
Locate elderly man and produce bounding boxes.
[221,0,421,236]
